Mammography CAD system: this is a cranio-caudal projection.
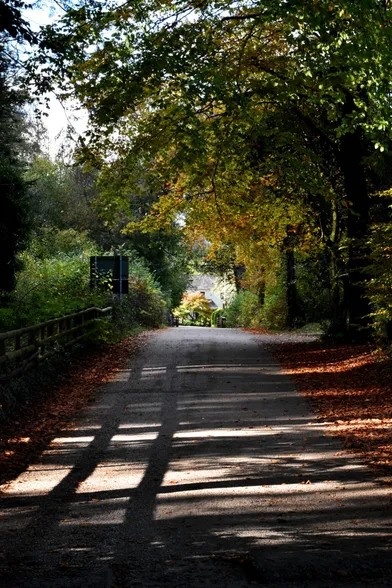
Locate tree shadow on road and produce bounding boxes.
[2,353,392,587]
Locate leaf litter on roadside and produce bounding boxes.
[261,334,392,478]
[0,331,151,488]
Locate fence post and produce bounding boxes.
[28,329,37,356]
[40,326,45,357]
[66,317,71,344]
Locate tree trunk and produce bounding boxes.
[233,264,245,293]
[329,244,341,328]
[283,225,300,329]
[338,129,370,337]
[258,281,265,306]
[286,247,297,329]
[326,198,347,332]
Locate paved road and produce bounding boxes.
[1,327,392,587]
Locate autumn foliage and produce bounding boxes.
[173,292,213,326]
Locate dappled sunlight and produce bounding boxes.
[174,428,277,439]
[115,369,133,382]
[76,464,147,494]
[281,351,376,376]
[51,435,96,445]
[111,432,159,442]
[67,424,103,431]
[141,366,168,379]
[1,459,74,497]
[331,418,392,429]
[118,422,160,429]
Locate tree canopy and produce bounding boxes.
[26,0,392,337]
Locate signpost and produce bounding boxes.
[90,256,129,300]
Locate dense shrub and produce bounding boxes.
[0,229,106,330]
[259,283,287,330]
[226,252,327,331]
[226,291,261,328]
[366,221,392,349]
[114,281,166,333]
[225,284,287,330]
[108,252,167,334]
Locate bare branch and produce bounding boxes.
[221,12,263,22]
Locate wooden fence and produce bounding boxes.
[0,306,112,383]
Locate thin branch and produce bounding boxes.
[189,189,214,199]
[51,0,67,13]
[221,12,263,22]
[2,48,26,68]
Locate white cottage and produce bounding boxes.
[187,274,235,309]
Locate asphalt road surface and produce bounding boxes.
[1,327,392,588]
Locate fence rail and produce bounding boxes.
[0,306,112,382]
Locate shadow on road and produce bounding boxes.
[2,328,392,587]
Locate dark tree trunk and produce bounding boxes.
[0,173,30,301]
[329,244,341,328]
[292,99,370,337]
[286,247,297,329]
[258,283,265,307]
[327,198,341,330]
[283,225,300,329]
[326,198,349,333]
[233,264,246,293]
[338,129,370,337]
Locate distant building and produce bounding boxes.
[187,274,235,308]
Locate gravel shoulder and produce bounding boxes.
[1,326,392,587]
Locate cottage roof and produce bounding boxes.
[188,275,218,292]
